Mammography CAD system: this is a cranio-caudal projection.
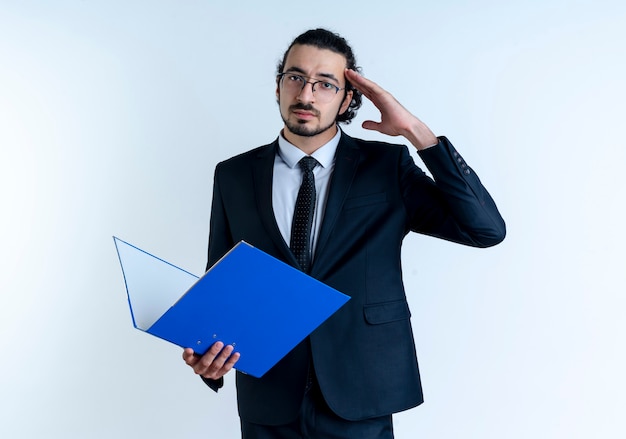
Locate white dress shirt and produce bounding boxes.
[272,128,341,263]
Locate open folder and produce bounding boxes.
[113,237,350,378]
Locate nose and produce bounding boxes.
[297,81,316,102]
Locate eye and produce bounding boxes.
[288,74,304,83]
[320,82,335,90]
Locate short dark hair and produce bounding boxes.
[277,28,363,124]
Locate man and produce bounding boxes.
[183,28,505,438]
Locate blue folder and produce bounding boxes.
[113,237,350,378]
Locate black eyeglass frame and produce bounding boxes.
[277,72,346,97]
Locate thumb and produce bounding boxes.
[361,120,381,132]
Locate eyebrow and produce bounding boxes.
[284,66,340,84]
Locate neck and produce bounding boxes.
[283,125,339,155]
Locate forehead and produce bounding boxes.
[283,44,348,78]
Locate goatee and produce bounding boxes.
[282,104,336,137]
[284,119,336,137]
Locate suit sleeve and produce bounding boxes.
[207,163,235,269]
[403,136,506,247]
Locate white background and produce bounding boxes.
[1,1,625,438]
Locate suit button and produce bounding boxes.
[464,169,471,175]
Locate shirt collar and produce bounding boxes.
[277,127,341,169]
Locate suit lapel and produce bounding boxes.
[253,141,299,266]
[312,133,361,276]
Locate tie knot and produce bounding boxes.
[299,156,318,173]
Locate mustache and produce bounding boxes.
[289,103,319,116]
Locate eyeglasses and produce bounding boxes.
[277,72,345,103]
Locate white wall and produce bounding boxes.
[1,1,624,438]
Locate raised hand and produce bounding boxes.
[345,69,438,150]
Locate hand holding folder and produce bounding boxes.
[114,237,350,378]
[182,341,240,381]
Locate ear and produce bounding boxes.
[338,89,353,115]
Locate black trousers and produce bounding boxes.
[240,378,394,439]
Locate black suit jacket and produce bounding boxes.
[204,132,505,424]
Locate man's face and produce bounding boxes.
[277,44,353,140]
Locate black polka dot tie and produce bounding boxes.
[290,156,318,273]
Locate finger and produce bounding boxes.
[212,344,235,370]
[182,348,199,365]
[208,348,239,379]
[197,343,233,376]
[221,351,240,374]
[345,69,381,99]
[201,345,236,379]
[344,70,371,94]
[362,120,382,132]
[345,68,371,86]
[192,341,224,375]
